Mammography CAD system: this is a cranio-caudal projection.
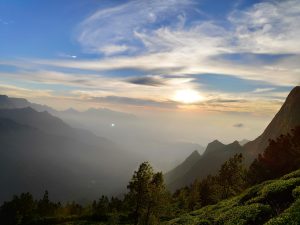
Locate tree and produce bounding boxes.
[187,179,200,210]
[0,193,36,225]
[247,126,300,184]
[92,195,110,219]
[127,162,154,225]
[144,172,170,225]
[199,175,219,206]
[217,153,246,199]
[126,162,170,225]
[37,190,58,217]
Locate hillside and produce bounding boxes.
[165,150,201,186]
[167,86,300,191]
[245,86,300,156]
[0,108,140,203]
[167,140,244,191]
[166,169,300,225]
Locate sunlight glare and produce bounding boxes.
[174,89,204,104]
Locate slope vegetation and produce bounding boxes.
[166,169,300,225]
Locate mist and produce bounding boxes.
[53,107,274,171]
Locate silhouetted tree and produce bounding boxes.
[144,172,170,225]
[127,162,154,225]
[126,162,170,225]
[0,193,36,225]
[37,190,58,217]
[248,126,300,184]
[217,153,246,199]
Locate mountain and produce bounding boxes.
[0,95,54,112]
[167,168,300,225]
[167,140,243,191]
[164,150,201,186]
[0,107,110,146]
[239,139,250,146]
[0,95,135,122]
[167,86,300,191]
[0,107,139,203]
[0,95,31,109]
[244,86,300,156]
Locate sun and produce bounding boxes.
[173,89,204,104]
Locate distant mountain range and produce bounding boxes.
[0,94,136,122]
[0,93,204,172]
[166,86,300,191]
[0,105,140,203]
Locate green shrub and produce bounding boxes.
[264,199,300,225]
[247,178,300,206]
[292,186,300,199]
[238,181,273,204]
[215,203,272,225]
[166,171,300,225]
[197,219,212,225]
[175,214,200,225]
[281,169,300,180]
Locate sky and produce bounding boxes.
[0,0,300,145]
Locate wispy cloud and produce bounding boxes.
[0,84,53,98]
[233,123,244,128]
[253,88,275,93]
[0,18,13,25]
[29,0,299,87]
[77,0,194,54]
[229,0,300,54]
[91,96,176,108]
[100,45,131,56]
[126,76,166,86]
[1,0,299,113]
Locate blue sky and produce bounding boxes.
[0,0,299,114]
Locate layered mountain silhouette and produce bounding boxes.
[166,86,300,191]
[0,106,139,203]
[164,150,201,186]
[0,95,54,112]
[166,140,244,191]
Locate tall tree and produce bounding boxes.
[217,153,245,199]
[145,172,170,225]
[127,162,170,225]
[127,162,154,225]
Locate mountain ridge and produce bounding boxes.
[244,86,300,156]
[166,86,300,191]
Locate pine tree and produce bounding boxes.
[127,162,154,225]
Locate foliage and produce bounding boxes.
[247,126,300,184]
[166,168,300,225]
[172,153,246,213]
[126,162,170,225]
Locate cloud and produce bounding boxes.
[229,0,300,54]
[126,76,166,86]
[0,84,53,98]
[233,123,244,128]
[77,0,194,54]
[0,19,13,25]
[58,53,77,59]
[253,88,275,93]
[87,95,176,108]
[205,98,247,104]
[1,0,299,113]
[100,45,131,55]
[30,0,300,87]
